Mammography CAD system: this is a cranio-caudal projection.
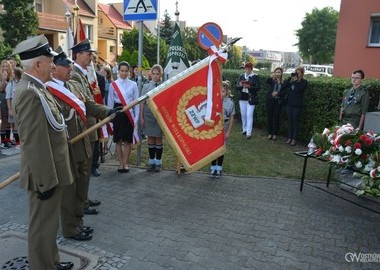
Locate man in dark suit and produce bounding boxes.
[12,35,74,270]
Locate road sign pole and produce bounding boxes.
[136,21,144,166]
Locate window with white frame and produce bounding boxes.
[368,16,380,47]
[34,0,42,12]
[84,24,93,41]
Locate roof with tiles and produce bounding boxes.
[98,3,132,29]
[65,0,96,17]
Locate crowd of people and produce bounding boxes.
[236,62,309,146]
[236,62,368,149]
[0,33,369,270]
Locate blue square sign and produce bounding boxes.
[124,0,158,21]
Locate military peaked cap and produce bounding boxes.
[70,39,96,53]
[13,35,57,60]
[53,46,74,66]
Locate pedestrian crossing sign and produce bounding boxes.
[124,0,158,21]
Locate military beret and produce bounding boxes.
[13,35,57,60]
[70,39,96,54]
[53,46,74,66]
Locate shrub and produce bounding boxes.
[223,69,380,143]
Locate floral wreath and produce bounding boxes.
[312,123,380,197]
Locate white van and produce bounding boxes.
[302,65,333,77]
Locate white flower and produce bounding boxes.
[355,161,363,168]
[322,150,330,156]
[338,145,344,152]
[322,128,330,136]
[345,146,352,153]
[364,163,375,172]
[354,148,362,155]
[331,155,341,163]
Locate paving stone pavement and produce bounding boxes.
[1,151,380,270]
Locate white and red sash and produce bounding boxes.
[86,63,112,140]
[47,81,86,124]
[111,80,140,144]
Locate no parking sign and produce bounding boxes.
[197,22,223,51]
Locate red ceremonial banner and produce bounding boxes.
[147,59,225,172]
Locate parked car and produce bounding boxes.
[302,64,333,77]
[284,68,318,77]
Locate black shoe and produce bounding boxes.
[79,225,94,234]
[88,199,101,207]
[246,136,251,140]
[92,168,101,177]
[147,164,156,172]
[56,261,74,270]
[155,165,161,172]
[68,231,92,241]
[84,207,99,215]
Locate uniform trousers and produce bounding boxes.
[61,159,88,237]
[83,141,96,209]
[28,186,63,270]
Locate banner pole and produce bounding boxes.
[1,37,243,189]
[0,95,149,190]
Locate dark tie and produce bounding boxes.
[348,89,355,105]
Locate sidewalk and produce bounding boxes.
[1,152,380,269]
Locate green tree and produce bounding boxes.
[0,0,39,47]
[224,45,244,69]
[0,42,13,60]
[255,61,271,70]
[296,7,339,64]
[121,29,168,68]
[159,10,173,44]
[182,27,207,63]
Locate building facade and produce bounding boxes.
[334,0,380,78]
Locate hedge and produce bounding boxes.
[223,69,380,143]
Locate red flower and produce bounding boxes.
[315,148,323,156]
[354,142,362,149]
[360,134,367,141]
[345,139,351,146]
[364,138,373,145]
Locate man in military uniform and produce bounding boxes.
[339,69,369,130]
[49,47,119,241]
[12,35,74,270]
[70,39,102,215]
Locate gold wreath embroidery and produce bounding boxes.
[177,86,223,140]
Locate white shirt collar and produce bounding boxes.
[52,78,64,86]
[74,63,88,76]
